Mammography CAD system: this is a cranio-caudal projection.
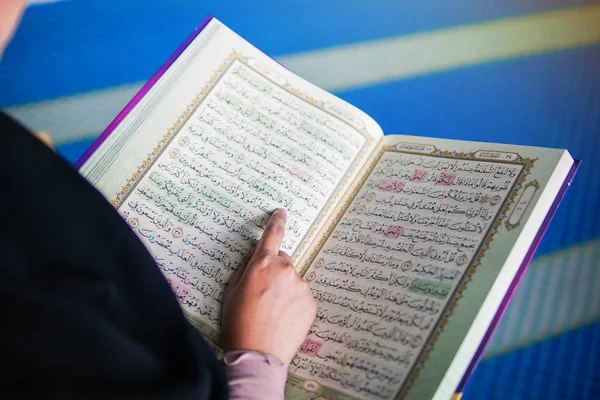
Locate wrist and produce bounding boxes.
[223,350,289,400]
[223,350,287,366]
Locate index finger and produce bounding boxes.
[256,208,287,255]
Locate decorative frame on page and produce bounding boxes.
[110,52,374,251]
[107,51,377,347]
[288,143,536,400]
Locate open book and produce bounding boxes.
[77,17,579,400]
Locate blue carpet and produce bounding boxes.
[2,1,599,399]
[464,321,600,400]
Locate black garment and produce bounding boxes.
[0,112,228,399]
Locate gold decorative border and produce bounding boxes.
[505,179,540,231]
[397,147,534,400]
[110,52,375,261]
[293,144,536,400]
[110,51,242,208]
[108,51,378,348]
[473,149,520,161]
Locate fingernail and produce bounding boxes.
[275,208,287,218]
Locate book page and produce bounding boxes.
[288,136,573,400]
[79,19,382,343]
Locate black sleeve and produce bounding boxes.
[0,112,228,400]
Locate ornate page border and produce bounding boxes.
[106,51,378,347]
[505,179,540,231]
[110,51,375,257]
[290,144,536,400]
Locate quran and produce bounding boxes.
[77,17,579,400]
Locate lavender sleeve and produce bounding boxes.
[222,351,289,399]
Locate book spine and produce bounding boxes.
[74,15,214,169]
[455,158,581,393]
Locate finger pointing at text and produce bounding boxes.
[222,208,318,364]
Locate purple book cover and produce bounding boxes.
[73,13,581,396]
[75,15,213,169]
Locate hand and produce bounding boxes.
[35,131,54,151]
[222,208,317,364]
[0,0,26,58]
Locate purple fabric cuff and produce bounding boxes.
[223,351,289,399]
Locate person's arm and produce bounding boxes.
[223,350,288,399]
[221,209,318,399]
